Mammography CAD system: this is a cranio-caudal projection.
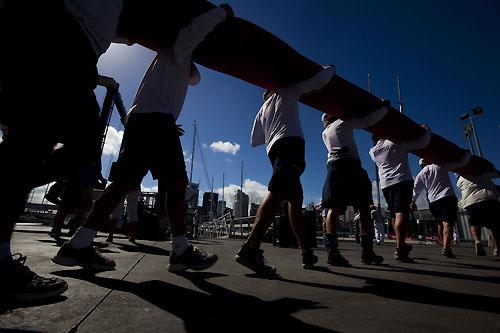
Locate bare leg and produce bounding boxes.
[129,220,137,242]
[106,218,119,242]
[246,191,281,249]
[437,224,443,244]
[165,179,188,237]
[442,222,453,249]
[287,195,310,254]
[52,209,68,234]
[325,208,343,234]
[490,229,499,252]
[470,226,482,243]
[359,206,374,234]
[394,212,409,249]
[80,182,131,231]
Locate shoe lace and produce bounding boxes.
[11,253,37,279]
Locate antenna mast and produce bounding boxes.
[189,121,196,185]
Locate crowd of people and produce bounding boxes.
[0,0,498,303]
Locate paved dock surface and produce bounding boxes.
[1,224,500,332]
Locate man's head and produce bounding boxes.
[419,158,430,168]
[262,89,274,101]
[321,113,337,128]
[188,62,201,86]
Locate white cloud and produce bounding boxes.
[209,141,240,155]
[141,184,159,193]
[102,126,124,156]
[214,178,268,209]
[183,150,191,164]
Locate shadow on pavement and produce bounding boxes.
[277,269,500,314]
[0,296,67,314]
[351,264,500,284]
[113,242,170,256]
[52,270,337,332]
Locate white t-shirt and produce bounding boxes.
[126,7,227,123]
[413,164,456,204]
[250,66,335,154]
[64,0,124,57]
[457,171,500,208]
[369,129,431,189]
[322,107,387,164]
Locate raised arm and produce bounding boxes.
[293,65,336,97]
[341,106,388,129]
[174,5,232,61]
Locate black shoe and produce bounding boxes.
[302,251,318,269]
[49,230,61,240]
[327,252,351,267]
[441,247,455,258]
[475,242,486,256]
[235,244,277,276]
[361,251,384,264]
[394,248,414,263]
[52,242,116,271]
[168,244,218,272]
[404,244,413,252]
[0,254,68,301]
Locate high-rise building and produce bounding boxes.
[217,200,226,217]
[187,182,199,209]
[234,189,249,218]
[202,192,218,218]
[250,203,259,216]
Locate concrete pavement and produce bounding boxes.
[1,224,500,332]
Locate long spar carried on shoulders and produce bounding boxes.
[116,0,497,176]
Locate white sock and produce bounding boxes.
[171,235,189,255]
[68,227,97,249]
[0,242,13,265]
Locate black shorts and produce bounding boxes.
[465,199,500,230]
[429,196,458,226]
[267,137,305,198]
[321,159,373,213]
[109,113,188,189]
[382,180,413,218]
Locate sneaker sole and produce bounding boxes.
[302,257,318,269]
[168,255,219,273]
[51,256,115,272]
[1,284,68,302]
[394,257,415,263]
[235,255,277,275]
[361,257,384,265]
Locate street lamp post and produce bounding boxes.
[462,124,475,155]
[459,106,484,157]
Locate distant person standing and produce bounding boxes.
[369,125,431,262]
[321,105,387,267]
[456,170,500,257]
[371,206,385,245]
[235,65,335,276]
[411,159,461,258]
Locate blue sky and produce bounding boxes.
[19,0,500,209]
